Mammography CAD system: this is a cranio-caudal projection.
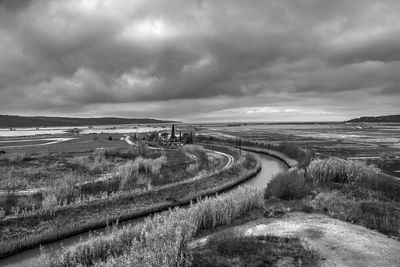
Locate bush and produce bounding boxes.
[265,170,311,200]
[307,158,400,200]
[272,142,313,169]
[309,191,353,218]
[41,192,58,216]
[193,228,317,267]
[309,191,400,237]
[349,201,400,236]
[186,163,199,173]
[307,158,380,185]
[48,173,82,204]
[115,161,139,190]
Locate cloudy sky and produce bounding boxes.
[0,0,399,122]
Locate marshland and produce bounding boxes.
[2,0,400,266]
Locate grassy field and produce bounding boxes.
[201,122,400,177]
[36,186,268,266]
[0,136,256,259]
[196,128,400,254]
[3,125,400,266]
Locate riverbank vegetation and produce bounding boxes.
[265,157,400,238]
[201,133,400,239]
[37,186,265,266]
[0,143,221,218]
[3,131,400,266]
[0,144,257,259]
[197,134,313,168]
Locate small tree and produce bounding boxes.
[171,124,176,140]
[149,131,159,141]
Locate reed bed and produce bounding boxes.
[37,186,264,267]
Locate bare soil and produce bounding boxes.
[193,212,400,266]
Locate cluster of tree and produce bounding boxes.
[348,114,400,123]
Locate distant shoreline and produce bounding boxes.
[0,114,177,128]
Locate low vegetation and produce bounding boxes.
[0,152,31,163]
[4,132,400,266]
[193,229,317,267]
[0,144,219,218]
[197,134,314,168]
[0,145,255,260]
[265,170,311,200]
[37,186,264,267]
[264,156,400,238]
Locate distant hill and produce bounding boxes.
[0,115,177,128]
[348,114,400,123]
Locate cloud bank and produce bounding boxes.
[0,0,399,121]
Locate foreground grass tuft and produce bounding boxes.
[37,186,264,267]
[192,228,317,267]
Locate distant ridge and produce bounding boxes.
[348,114,400,123]
[0,115,177,128]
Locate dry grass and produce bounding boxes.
[193,228,317,267]
[307,158,380,185]
[0,152,31,163]
[308,191,400,237]
[37,186,264,267]
[307,158,400,200]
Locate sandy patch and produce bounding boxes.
[192,212,400,266]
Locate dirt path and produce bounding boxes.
[123,135,235,170]
[192,212,400,266]
[0,137,75,148]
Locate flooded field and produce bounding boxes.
[204,122,400,177]
[0,124,168,137]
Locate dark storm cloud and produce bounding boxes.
[0,0,32,12]
[0,0,399,120]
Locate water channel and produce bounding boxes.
[1,153,287,267]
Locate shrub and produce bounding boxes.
[186,163,199,174]
[309,191,353,218]
[307,158,380,185]
[272,142,313,169]
[265,170,311,200]
[4,193,18,214]
[193,229,317,267]
[307,158,400,200]
[41,192,58,216]
[150,155,167,175]
[49,173,81,204]
[349,201,400,236]
[115,161,139,190]
[360,173,400,200]
[309,192,400,237]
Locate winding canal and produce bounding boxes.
[1,153,287,267]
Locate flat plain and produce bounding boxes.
[203,122,400,178]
